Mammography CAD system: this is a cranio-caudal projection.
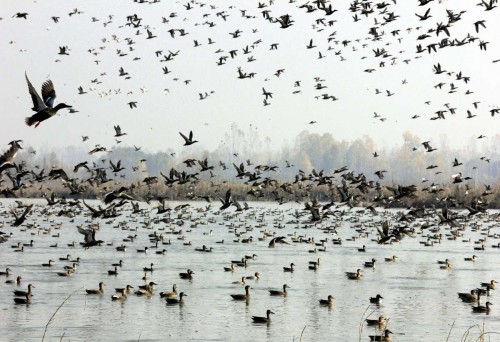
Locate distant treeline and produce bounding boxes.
[3,127,500,208]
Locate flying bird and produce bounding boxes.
[25,73,72,127]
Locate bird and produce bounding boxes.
[14,293,32,305]
[0,140,23,174]
[77,227,104,249]
[345,269,363,280]
[369,294,383,304]
[179,131,198,146]
[269,284,289,296]
[319,295,334,306]
[111,288,127,301]
[251,309,274,323]
[86,282,105,295]
[25,73,72,127]
[13,284,34,297]
[458,290,478,303]
[166,292,186,304]
[472,302,492,313]
[10,204,33,227]
[230,285,251,301]
[179,269,194,280]
[366,316,387,327]
[113,125,127,137]
[369,329,393,341]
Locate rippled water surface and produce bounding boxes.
[0,199,499,341]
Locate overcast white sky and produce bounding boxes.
[1,0,499,155]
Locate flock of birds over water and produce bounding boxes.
[1,0,500,340]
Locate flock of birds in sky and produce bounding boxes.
[1,0,500,340]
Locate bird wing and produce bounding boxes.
[25,73,47,112]
[179,132,189,143]
[41,80,56,107]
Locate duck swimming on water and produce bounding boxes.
[252,309,274,323]
[25,73,72,128]
[269,284,289,296]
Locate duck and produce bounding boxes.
[440,260,453,269]
[369,329,392,341]
[136,247,148,253]
[224,264,236,272]
[269,284,289,296]
[231,285,251,301]
[464,255,477,262]
[6,275,22,285]
[86,282,105,295]
[179,131,198,146]
[245,272,260,280]
[160,284,177,298]
[319,295,334,306]
[251,309,274,323]
[364,258,377,268]
[385,255,397,262]
[179,269,194,280]
[472,302,492,313]
[111,260,123,267]
[357,245,366,252]
[366,315,387,327]
[156,249,167,255]
[458,290,478,303]
[370,294,383,304]
[481,280,497,290]
[283,263,295,272]
[42,259,54,267]
[309,258,320,270]
[59,254,71,261]
[166,292,186,304]
[115,285,134,294]
[111,288,127,301]
[25,73,72,128]
[232,276,246,285]
[134,284,153,297]
[57,270,73,277]
[14,293,31,304]
[143,263,154,272]
[0,267,12,276]
[346,269,363,280]
[13,283,34,297]
[108,267,118,276]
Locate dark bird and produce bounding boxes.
[219,189,233,211]
[0,140,23,174]
[114,125,127,137]
[252,309,274,323]
[77,227,103,249]
[103,187,135,204]
[25,73,72,127]
[10,204,33,227]
[179,131,198,146]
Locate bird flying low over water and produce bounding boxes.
[25,73,72,127]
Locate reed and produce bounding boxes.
[41,287,83,342]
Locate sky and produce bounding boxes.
[1,0,500,155]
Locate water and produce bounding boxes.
[0,199,499,341]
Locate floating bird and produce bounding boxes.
[86,282,105,295]
[252,309,274,323]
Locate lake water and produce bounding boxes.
[0,199,499,341]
